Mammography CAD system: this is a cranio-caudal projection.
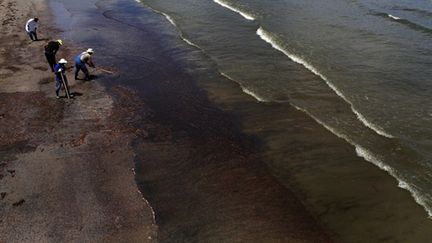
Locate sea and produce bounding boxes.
[50,0,432,241]
[135,0,432,241]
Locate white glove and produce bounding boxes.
[58,68,63,72]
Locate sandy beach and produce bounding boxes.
[0,0,334,242]
[7,0,431,242]
[0,0,156,241]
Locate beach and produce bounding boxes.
[2,0,432,242]
[0,0,156,241]
[0,0,331,242]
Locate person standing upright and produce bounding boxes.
[44,39,63,72]
[54,58,72,98]
[25,17,39,41]
[74,48,95,81]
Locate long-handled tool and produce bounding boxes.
[60,72,71,99]
[95,67,114,74]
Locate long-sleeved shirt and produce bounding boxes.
[44,41,60,55]
[25,18,38,32]
[54,63,66,81]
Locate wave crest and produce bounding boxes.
[213,0,255,21]
[256,27,393,138]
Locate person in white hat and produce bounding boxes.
[54,58,71,98]
[74,48,95,81]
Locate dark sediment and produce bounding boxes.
[0,0,156,241]
[51,0,336,241]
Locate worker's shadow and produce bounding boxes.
[76,75,98,82]
[70,92,83,97]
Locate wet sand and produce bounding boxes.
[0,0,156,241]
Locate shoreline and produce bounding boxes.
[0,0,156,241]
[4,0,431,242]
[0,0,333,241]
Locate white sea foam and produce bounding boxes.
[241,87,268,102]
[213,0,255,21]
[220,72,268,102]
[355,146,432,218]
[143,5,202,50]
[180,36,201,49]
[388,14,401,20]
[293,104,432,218]
[161,13,177,27]
[256,27,393,138]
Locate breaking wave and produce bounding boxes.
[355,146,432,218]
[256,27,393,138]
[294,105,432,218]
[374,12,432,35]
[213,0,255,21]
[219,72,269,102]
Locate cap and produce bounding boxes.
[57,39,63,46]
[58,58,67,64]
[86,48,94,54]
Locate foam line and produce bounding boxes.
[140,4,202,50]
[355,146,432,218]
[256,27,393,138]
[213,0,255,21]
[161,13,176,26]
[388,14,401,20]
[293,105,432,218]
[220,72,269,102]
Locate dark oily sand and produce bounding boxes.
[49,0,332,241]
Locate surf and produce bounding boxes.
[220,72,269,102]
[295,105,432,218]
[212,0,255,21]
[256,27,393,139]
[374,12,432,35]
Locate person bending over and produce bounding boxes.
[74,48,95,81]
[44,39,63,72]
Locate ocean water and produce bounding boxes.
[132,0,432,241]
[137,0,432,214]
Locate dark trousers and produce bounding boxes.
[27,31,38,41]
[75,62,89,80]
[45,53,56,72]
[55,75,68,96]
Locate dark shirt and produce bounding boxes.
[44,41,60,55]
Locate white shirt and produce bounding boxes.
[25,18,38,32]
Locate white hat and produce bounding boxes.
[59,58,67,64]
[86,48,94,53]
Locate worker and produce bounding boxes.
[44,39,63,72]
[74,48,95,81]
[54,58,72,98]
[25,17,39,41]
